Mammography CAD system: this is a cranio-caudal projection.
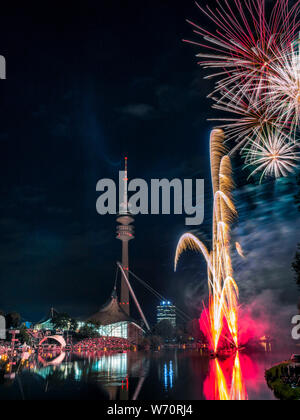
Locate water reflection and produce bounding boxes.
[31,351,149,400]
[38,352,66,367]
[164,361,174,389]
[204,352,247,400]
[157,352,178,391]
[0,349,287,400]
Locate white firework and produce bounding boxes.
[243,129,300,182]
[209,88,282,152]
[264,41,300,136]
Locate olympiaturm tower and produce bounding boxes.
[116,157,134,315]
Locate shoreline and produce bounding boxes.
[266,363,300,400]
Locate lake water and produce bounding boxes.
[0,350,289,400]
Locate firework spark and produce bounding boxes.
[263,41,300,135]
[175,129,239,352]
[185,0,300,178]
[243,129,300,182]
[208,89,279,149]
[235,242,245,259]
[186,0,300,96]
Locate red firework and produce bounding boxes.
[185,0,300,86]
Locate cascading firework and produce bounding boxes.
[175,129,239,352]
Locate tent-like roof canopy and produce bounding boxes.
[36,308,59,325]
[86,290,136,326]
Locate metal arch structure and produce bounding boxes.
[39,335,66,348]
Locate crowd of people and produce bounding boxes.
[74,337,132,352]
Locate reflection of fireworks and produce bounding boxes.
[175,129,239,352]
[204,352,248,400]
[243,129,300,182]
[230,352,247,400]
[214,358,230,400]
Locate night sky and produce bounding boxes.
[0,1,299,330]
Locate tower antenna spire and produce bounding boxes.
[116,156,135,315]
[124,156,128,214]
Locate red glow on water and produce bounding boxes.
[198,302,272,400]
[203,352,261,400]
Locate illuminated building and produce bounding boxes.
[34,308,58,331]
[157,301,176,327]
[80,288,143,340]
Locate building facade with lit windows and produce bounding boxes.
[78,288,144,343]
[157,301,176,328]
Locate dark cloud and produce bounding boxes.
[232,177,299,305]
[119,103,156,119]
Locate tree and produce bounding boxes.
[150,335,163,349]
[19,325,31,345]
[52,313,77,331]
[152,320,175,341]
[69,318,78,332]
[89,319,103,330]
[174,324,190,344]
[187,319,200,340]
[187,319,207,343]
[139,337,151,350]
[6,312,21,329]
[292,244,300,288]
[78,324,100,339]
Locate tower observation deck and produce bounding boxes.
[116,157,134,315]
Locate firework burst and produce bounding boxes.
[185,0,300,178]
[243,128,300,181]
[186,0,300,96]
[263,41,300,135]
[208,89,279,150]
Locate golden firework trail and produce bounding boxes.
[175,129,239,352]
